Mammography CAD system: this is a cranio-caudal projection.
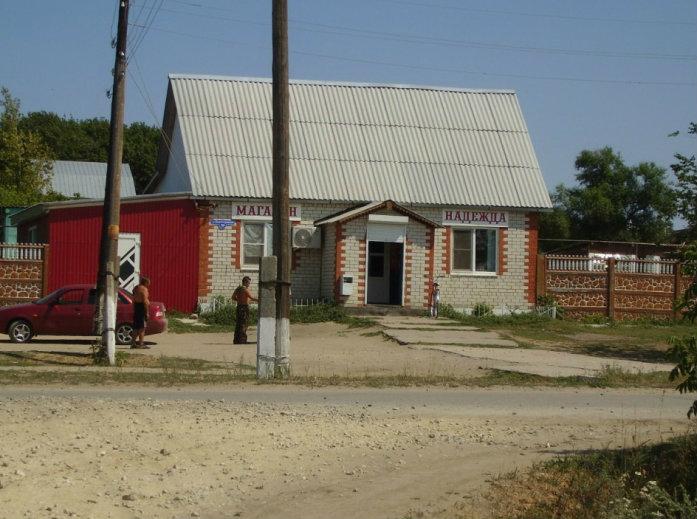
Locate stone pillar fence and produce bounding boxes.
[0,243,49,307]
[537,254,694,321]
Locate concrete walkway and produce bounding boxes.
[373,315,674,378]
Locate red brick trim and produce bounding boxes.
[357,239,366,305]
[232,220,242,270]
[442,227,452,275]
[334,223,345,302]
[291,221,300,272]
[525,213,539,304]
[497,228,508,276]
[196,205,212,297]
[404,240,413,306]
[424,228,435,308]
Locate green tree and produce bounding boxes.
[554,147,676,242]
[20,112,159,193]
[124,122,160,192]
[671,123,697,240]
[0,87,55,206]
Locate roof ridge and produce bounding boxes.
[168,73,516,95]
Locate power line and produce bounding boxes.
[127,57,189,192]
[129,0,166,60]
[156,5,697,62]
[129,23,697,87]
[375,0,697,27]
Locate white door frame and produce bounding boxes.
[364,219,408,306]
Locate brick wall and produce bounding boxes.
[199,199,538,313]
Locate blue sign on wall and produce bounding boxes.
[210,218,236,230]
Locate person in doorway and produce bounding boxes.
[132,276,151,349]
[233,276,258,344]
[429,281,440,318]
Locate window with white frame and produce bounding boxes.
[451,228,497,274]
[242,222,273,268]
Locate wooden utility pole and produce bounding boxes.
[95,0,130,365]
[271,0,291,377]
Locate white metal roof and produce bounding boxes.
[50,160,136,198]
[159,74,551,209]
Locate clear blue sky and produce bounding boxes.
[2,0,695,192]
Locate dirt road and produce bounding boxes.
[0,386,692,519]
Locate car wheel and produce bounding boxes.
[8,320,33,343]
[115,323,134,345]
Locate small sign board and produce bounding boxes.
[211,218,236,230]
[234,204,301,221]
[442,209,509,227]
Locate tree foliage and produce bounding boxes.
[671,123,697,240]
[541,147,676,242]
[0,88,59,206]
[19,110,160,193]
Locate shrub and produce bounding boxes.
[667,334,697,418]
[472,302,493,317]
[536,294,564,319]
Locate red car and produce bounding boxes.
[0,284,167,345]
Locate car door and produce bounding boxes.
[43,288,88,335]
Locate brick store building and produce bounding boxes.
[13,75,552,314]
[147,74,552,313]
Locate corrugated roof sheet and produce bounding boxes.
[50,161,136,199]
[167,74,551,209]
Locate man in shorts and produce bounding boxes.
[132,276,151,349]
[232,276,257,344]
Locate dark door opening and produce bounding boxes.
[367,241,403,305]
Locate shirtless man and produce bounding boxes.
[232,276,257,344]
[131,277,151,349]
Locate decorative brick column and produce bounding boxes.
[291,221,300,272]
[442,227,451,275]
[357,239,366,305]
[231,220,242,269]
[404,239,413,306]
[196,204,212,298]
[334,223,345,302]
[423,227,435,308]
[497,228,508,276]
[524,213,539,304]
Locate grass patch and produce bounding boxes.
[0,365,674,389]
[438,304,697,363]
[487,434,697,519]
[167,304,377,334]
[0,350,245,372]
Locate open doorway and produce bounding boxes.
[367,241,404,305]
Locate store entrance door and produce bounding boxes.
[367,241,404,305]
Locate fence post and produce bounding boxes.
[536,253,546,300]
[607,258,616,321]
[673,262,682,321]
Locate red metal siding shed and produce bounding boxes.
[45,199,200,312]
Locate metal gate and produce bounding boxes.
[118,233,141,292]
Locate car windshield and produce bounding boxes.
[35,289,63,304]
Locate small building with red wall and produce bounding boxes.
[13,194,205,312]
[12,75,553,315]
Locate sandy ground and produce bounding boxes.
[5,322,485,378]
[0,386,692,519]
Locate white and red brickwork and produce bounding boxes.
[197,200,539,314]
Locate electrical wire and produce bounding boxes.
[128,0,166,61]
[156,5,697,62]
[374,0,697,27]
[128,23,697,87]
[127,57,189,193]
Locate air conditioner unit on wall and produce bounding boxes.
[292,226,321,249]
